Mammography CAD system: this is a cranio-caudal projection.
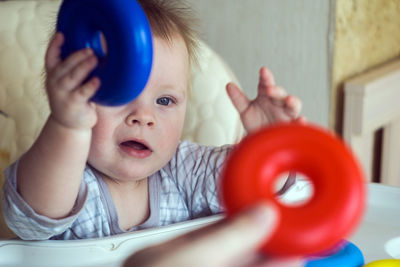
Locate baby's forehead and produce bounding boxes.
[154,31,192,61]
[147,37,189,95]
[153,35,189,68]
[156,33,189,54]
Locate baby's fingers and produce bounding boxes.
[266,86,288,102]
[45,33,64,72]
[53,48,95,81]
[295,116,307,124]
[284,95,302,118]
[257,67,276,96]
[226,82,250,115]
[70,77,101,103]
[57,54,98,91]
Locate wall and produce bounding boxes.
[187,0,335,127]
[332,0,400,133]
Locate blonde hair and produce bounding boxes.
[138,0,199,65]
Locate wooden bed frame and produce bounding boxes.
[344,59,400,186]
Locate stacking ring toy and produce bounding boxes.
[305,241,364,267]
[57,0,153,106]
[364,259,400,267]
[221,123,366,256]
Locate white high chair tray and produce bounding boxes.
[351,183,400,262]
[0,215,221,267]
[0,182,398,266]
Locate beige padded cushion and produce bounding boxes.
[0,0,243,238]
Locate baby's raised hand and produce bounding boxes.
[45,32,101,130]
[227,67,305,133]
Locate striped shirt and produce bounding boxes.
[2,140,232,240]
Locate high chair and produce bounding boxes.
[0,1,399,266]
[0,0,243,239]
[0,1,245,265]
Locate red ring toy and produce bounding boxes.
[220,123,366,257]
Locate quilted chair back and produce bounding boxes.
[0,0,243,238]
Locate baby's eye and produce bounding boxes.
[156,97,174,106]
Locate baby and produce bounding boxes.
[2,0,303,240]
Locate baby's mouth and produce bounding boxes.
[119,140,153,158]
[120,140,151,151]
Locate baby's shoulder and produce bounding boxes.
[166,140,231,176]
[173,140,212,165]
[175,140,203,155]
[81,166,103,195]
[175,140,232,159]
[83,166,98,182]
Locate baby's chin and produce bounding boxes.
[99,166,158,183]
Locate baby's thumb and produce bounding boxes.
[226,82,250,115]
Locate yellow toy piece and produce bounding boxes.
[364,259,400,267]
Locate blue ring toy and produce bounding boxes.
[305,241,364,267]
[56,0,153,106]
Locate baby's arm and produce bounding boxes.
[17,33,100,219]
[226,67,305,133]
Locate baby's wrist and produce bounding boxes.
[48,114,93,135]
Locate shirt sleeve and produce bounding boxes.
[1,160,88,240]
[169,141,234,218]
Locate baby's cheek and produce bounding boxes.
[159,123,182,154]
[92,117,117,143]
[88,126,114,162]
[87,139,105,163]
[160,131,180,151]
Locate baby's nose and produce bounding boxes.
[125,110,155,127]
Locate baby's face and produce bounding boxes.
[87,35,189,183]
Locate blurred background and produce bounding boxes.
[188,0,400,132]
